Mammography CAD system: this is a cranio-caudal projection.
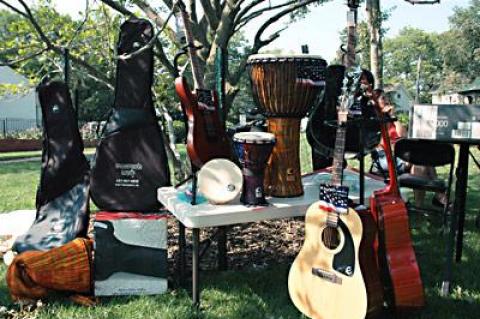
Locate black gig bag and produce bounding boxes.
[13,81,90,253]
[90,19,171,212]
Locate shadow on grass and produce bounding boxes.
[409,207,480,318]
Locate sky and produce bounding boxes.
[51,0,471,62]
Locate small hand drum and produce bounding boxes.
[197,159,242,205]
[233,132,275,206]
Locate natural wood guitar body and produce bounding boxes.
[288,204,367,319]
[370,192,425,310]
[369,89,425,311]
[357,208,385,317]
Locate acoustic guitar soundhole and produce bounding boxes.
[322,226,341,250]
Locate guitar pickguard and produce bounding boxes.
[333,219,356,277]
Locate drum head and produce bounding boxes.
[198,159,243,204]
[233,132,275,144]
[247,54,326,63]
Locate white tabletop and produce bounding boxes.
[157,169,385,228]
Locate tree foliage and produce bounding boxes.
[383,27,442,102]
[440,0,480,81]
[0,0,329,123]
[0,1,122,121]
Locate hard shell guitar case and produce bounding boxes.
[13,80,90,253]
[90,19,171,211]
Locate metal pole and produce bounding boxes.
[455,144,470,262]
[63,48,70,86]
[215,47,227,122]
[415,55,422,104]
[218,227,227,271]
[178,222,186,287]
[192,228,200,307]
[359,123,365,205]
[2,119,6,138]
[74,87,80,121]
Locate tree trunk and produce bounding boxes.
[366,0,383,89]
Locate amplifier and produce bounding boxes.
[409,104,480,143]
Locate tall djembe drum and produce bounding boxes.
[247,55,327,197]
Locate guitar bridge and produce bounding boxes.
[311,267,342,284]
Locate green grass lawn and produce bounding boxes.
[0,148,97,161]
[1,140,480,318]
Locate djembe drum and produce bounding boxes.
[233,132,276,206]
[247,54,327,197]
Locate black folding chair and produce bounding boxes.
[394,138,455,223]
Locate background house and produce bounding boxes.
[0,66,40,136]
[458,77,480,104]
[384,83,413,113]
[430,77,480,105]
[431,89,468,104]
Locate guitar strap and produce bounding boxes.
[90,19,171,212]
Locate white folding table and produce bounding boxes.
[157,169,385,306]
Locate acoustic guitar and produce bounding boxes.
[288,67,367,319]
[369,91,425,310]
[174,0,231,169]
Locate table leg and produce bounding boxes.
[178,222,186,287]
[442,188,459,296]
[359,123,365,206]
[455,144,469,262]
[218,226,228,271]
[192,228,200,307]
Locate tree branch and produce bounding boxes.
[132,0,177,41]
[9,0,114,87]
[16,0,54,49]
[228,0,319,87]
[71,65,114,90]
[235,0,265,25]
[200,0,219,30]
[67,0,90,49]
[0,0,27,17]
[236,0,298,28]
[99,0,177,77]
[0,48,48,66]
[208,0,239,61]
[98,0,135,16]
[253,0,319,52]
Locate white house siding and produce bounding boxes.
[431,92,468,105]
[0,66,39,133]
[385,85,413,114]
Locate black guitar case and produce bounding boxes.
[306,65,381,169]
[13,80,90,253]
[90,19,170,212]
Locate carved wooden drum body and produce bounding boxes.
[233,132,275,206]
[247,54,327,197]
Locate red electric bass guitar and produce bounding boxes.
[370,92,425,311]
[174,1,231,169]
